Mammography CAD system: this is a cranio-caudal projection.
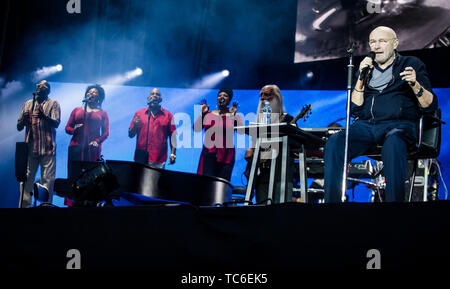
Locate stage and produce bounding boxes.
[2,200,449,281]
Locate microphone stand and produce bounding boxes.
[82,99,88,161]
[146,103,151,165]
[341,43,355,202]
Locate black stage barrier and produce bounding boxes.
[1,201,450,283]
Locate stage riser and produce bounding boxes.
[1,202,449,272]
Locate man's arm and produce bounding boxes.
[400,66,435,109]
[17,102,29,131]
[351,77,365,106]
[35,101,60,128]
[169,130,177,164]
[411,81,433,108]
[168,114,177,164]
[46,101,61,128]
[351,55,374,106]
[129,114,140,138]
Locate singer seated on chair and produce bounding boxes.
[324,26,438,203]
[128,88,177,169]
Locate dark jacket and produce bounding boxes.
[351,52,437,122]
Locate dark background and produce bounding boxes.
[0,0,449,92]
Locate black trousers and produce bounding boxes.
[67,145,83,178]
[253,158,295,204]
[202,152,234,182]
[324,119,416,203]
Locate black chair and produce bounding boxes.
[362,108,443,202]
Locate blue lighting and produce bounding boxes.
[1,83,449,207]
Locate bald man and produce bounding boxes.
[128,88,176,169]
[324,26,438,203]
[17,80,61,207]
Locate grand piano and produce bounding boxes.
[54,160,233,207]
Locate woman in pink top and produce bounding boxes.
[194,88,243,181]
[65,84,110,176]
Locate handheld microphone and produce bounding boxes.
[359,51,376,81]
[82,96,94,103]
[148,98,162,105]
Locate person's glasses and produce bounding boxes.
[369,38,395,46]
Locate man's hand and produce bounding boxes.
[169,154,176,164]
[17,110,31,131]
[33,106,46,119]
[245,148,254,162]
[359,56,374,74]
[89,141,99,147]
[22,111,30,121]
[400,67,417,86]
[128,115,140,138]
[133,115,141,126]
[400,66,433,108]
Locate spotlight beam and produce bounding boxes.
[101,67,143,85]
[191,70,230,89]
[31,64,63,82]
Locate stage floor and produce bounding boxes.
[1,201,450,282]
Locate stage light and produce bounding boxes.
[299,70,315,87]
[70,161,120,207]
[102,67,144,85]
[31,64,64,82]
[125,67,143,80]
[191,70,230,89]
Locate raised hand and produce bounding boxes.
[230,100,239,115]
[400,66,417,86]
[200,98,209,114]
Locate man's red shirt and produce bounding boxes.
[129,107,176,163]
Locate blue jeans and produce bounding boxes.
[324,119,416,203]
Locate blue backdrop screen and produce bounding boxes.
[0,83,448,207]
